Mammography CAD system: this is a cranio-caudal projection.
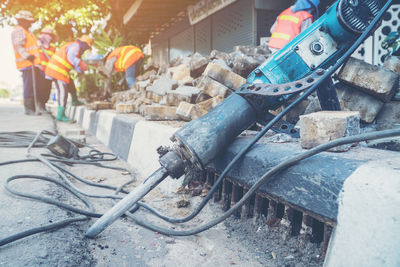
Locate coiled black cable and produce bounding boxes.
[0,132,135,247]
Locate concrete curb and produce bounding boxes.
[52,105,400,265]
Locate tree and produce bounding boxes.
[0,0,110,42]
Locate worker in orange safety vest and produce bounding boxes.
[268,0,320,52]
[98,45,144,97]
[45,35,93,121]
[11,10,41,115]
[37,27,57,111]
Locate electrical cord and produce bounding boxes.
[122,0,393,225]
[122,128,400,236]
[0,0,393,243]
[0,131,135,247]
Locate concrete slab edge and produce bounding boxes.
[55,105,400,266]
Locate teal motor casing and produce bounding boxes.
[172,0,383,171]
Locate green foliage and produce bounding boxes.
[0,89,10,98]
[94,28,123,55]
[0,0,110,41]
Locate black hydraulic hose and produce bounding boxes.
[127,0,393,224]
[0,0,393,244]
[0,132,135,247]
[5,175,101,218]
[0,217,88,247]
[123,127,400,236]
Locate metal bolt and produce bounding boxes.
[310,64,316,70]
[294,46,299,51]
[254,69,262,76]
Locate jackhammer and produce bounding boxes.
[86,0,391,238]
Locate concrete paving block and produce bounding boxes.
[197,76,229,97]
[69,106,76,120]
[375,101,400,130]
[336,82,384,123]
[383,55,400,75]
[168,63,191,82]
[338,57,398,102]
[210,50,231,66]
[86,101,113,110]
[137,69,157,82]
[147,76,178,96]
[82,109,95,131]
[75,106,85,124]
[166,86,200,106]
[231,53,260,78]
[189,52,209,78]
[65,106,72,117]
[135,80,150,92]
[203,62,246,90]
[109,115,139,161]
[324,158,400,267]
[116,103,135,114]
[88,111,99,135]
[127,121,182,192]
[141,105,179,121]
[176,101,195,121]
[299,111,360,152]
[95,110,116,146]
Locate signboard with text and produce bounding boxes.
[187,0,237,25]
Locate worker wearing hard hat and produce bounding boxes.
[45,35,93,121]
[268,0,320,52]
[11,10,41,115]
[37,27,58,111]
[99,45,144,96]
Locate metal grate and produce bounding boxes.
[195,17,212,55]
[372,4,400,65]
[201,170,334,254]
[212,0,253,52]
[169,27,194,60]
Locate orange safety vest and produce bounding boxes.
[45,42,79,84]
[39,44,56,70]
[107,46,144,72]
[268,8,313,50]
[12,26,41,70]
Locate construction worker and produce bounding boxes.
[99,45,144,95]
[11,10,41,115]
[45,35,93,121]
[268,0,320,52]
[37,27,57,111]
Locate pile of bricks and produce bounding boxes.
[111,45,271,121]
[299,56,400,151]
[110,45,400,151]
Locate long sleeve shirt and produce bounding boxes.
[65,42,84,73]
[11,27,31,60]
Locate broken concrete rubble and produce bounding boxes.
[111,46,399,147]
[299,111,360,152]
[141,105,179,121]
[197,76,230,98]
[375,102,400,130]
[203,62,247,90]
[335,82,384,123]
[189,52,209,78]
[338,57,398,102]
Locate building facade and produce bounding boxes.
[122,0,400,66]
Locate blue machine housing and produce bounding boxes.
[248,2,357,86]
[173,0,378,170]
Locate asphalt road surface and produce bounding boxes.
[0,100,322,266]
